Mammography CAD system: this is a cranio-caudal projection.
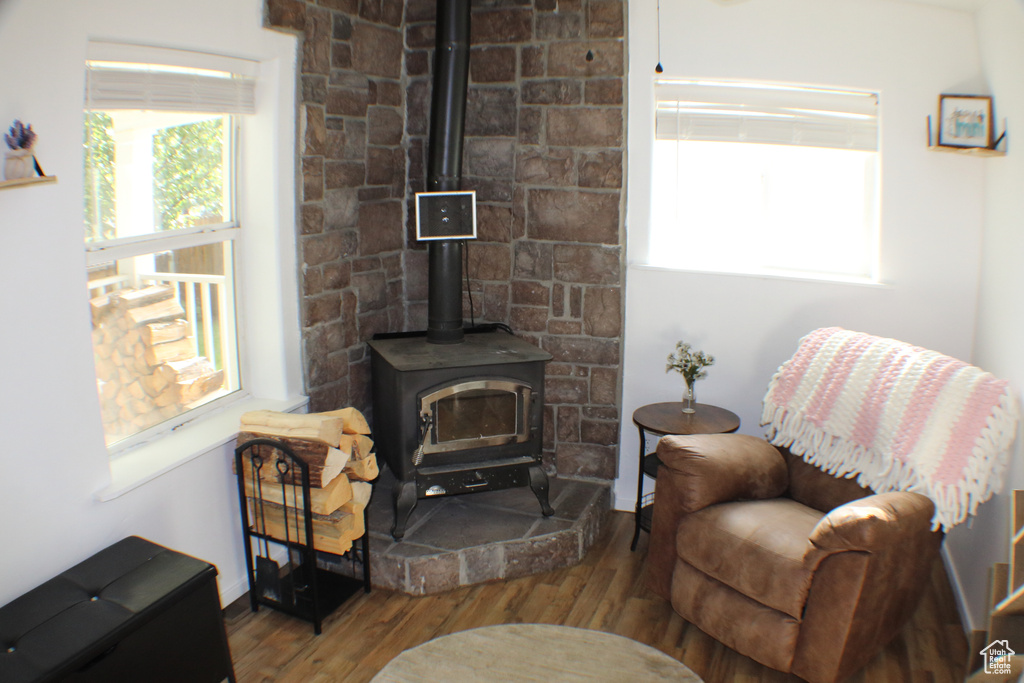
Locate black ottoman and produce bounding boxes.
[0,536,235,683]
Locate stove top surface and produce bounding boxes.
[368,330,551,372]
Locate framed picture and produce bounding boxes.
[938,94,994,149]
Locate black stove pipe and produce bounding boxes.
[426,0,471,345]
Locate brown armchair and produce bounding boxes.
[646,433,942,683]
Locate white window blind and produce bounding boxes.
[648,80,881,281]
[655,80,878,152]
[86,42,256,114]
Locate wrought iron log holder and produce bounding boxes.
[234,437,371,635]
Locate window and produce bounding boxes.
[649,80,880,281]
[84,44,256,449]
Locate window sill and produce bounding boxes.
[97,394,308,501]
[628,262,890,289]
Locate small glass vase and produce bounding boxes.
[682,378,696,414]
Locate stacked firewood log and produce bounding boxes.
[90,284,224,443]
[236,408,378,555]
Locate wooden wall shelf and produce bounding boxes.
[927,115,1007,156]
[929,145,1006,158]
[0,175,57,190]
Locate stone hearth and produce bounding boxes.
[334,468,609,596]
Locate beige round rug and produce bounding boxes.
[370,623,703,682]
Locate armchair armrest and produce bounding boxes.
[809,491,936,554]
[656,433,789,513]
[795,491,941,682]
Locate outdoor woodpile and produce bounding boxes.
[236,408,378,555]
[90,284,224,444]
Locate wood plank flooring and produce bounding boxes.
[225,511,969,682]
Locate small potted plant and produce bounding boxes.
[4,120,37,181]
[666,341,715,413]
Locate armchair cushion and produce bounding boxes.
[677,498,823,619]
[783,448,873,513]
[656,433,788,513]
[647,433,789,600]
[670,559,801,673]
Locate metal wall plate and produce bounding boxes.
[415,190,477,240]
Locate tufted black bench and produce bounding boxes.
[0,536,235,683]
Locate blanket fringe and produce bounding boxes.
[762,333,1020,532]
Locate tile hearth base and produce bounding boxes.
[326,469,610,596]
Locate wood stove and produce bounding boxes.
[369,330,553,539]
[367,0,557,539]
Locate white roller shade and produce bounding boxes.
[656,80,878,151]
[86,42,257,114]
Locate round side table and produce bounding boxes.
[630,402,740,551]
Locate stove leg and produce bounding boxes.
[528,465,555,517]
[391,479,418,540]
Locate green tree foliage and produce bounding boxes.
[83,114,227,242]
[153,118,225,231]
[83,112,116,243]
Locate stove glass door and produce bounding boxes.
[421,379,531,453]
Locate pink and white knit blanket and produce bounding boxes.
[762,327,1019,530]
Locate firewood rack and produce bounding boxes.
[234,437,371,635]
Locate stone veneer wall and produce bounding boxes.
[266,0,626,482]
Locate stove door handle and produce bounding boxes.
[413,413,434,466]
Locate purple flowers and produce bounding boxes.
[5,120,36,150]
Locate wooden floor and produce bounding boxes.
[225,512,969,682]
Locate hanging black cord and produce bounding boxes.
[463,239,476,328]
[585,0,594,61]
[655,0,664,73]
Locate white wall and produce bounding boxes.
[0,0,299,607]
[944,0,1024,633]
[619,0,987,510]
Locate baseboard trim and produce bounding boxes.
[942,542,975,636]
[220,573,250,607]
[967,628,989,675]
[611,490,634,512]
